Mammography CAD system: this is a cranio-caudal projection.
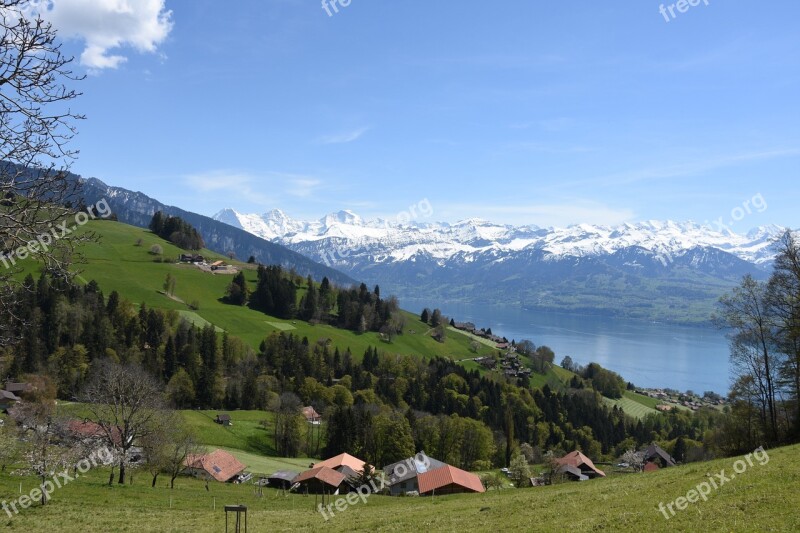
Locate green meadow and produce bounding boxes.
[1,440,797,532]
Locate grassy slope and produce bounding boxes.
[20,220,499,361]
[1,443,797,532]
[604,391,660,419]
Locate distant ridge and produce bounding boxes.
[74,176,356,286]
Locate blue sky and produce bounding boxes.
[38,0,800,228]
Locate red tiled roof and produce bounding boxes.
[555,450,606,477]
[293,466,346,488]
[185,449,246,482]
[302,406,321,420]
[313,453,368,473]
[417,465,485,494]
[67,420,123,446]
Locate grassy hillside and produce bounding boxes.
[19,219,500,362]
[604,391,660,419]
[0,440,796,532]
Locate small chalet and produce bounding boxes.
[184,449,246,483]
[265,470,299,490]
[555,450,606,479]
[215,413,232,426]
[417,464,485,496]
[292,466,347,495]
[642,443,677,469]
[383,453,447,496]
[302,406,321,424]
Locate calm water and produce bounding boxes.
[402,299,732,394]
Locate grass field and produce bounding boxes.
[1,442,797,532]
[603,391,659,419]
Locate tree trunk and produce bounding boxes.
[171,475,177,489]
[118,460,126,484]
[108,466,115,486]
[40,474,47,505]
[151,473,159,488]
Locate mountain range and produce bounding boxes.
[213,208,787,323]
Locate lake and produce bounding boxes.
[402,299,732,394]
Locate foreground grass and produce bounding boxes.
[1,444,797,532]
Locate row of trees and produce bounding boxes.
[148,212,204,251]
[226,265,405,335]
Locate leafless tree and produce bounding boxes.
[140,411,200,489]
[0,0,89,346]
[81,361,167,484]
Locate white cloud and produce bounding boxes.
[38,0,173,71]
[287,178,322,198]
[318,127,370,145]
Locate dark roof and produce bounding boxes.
[267,470,299,482]
[383,453,447,486]
[643,444,676,466]
[417,465,485,494]
[4,382,31,394]
[0,390,20,402]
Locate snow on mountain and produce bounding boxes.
[211,208,785,267]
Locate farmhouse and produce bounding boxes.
[184,449,246,483]
[66,419,124,446]
[555,450,606,479]
[313,452,369,474]
[417,464,485,496]
[302,406,321,424]
[383,453,447,496]
[215,413,232,426]
[292,466,347,495]
[642,443,677,469]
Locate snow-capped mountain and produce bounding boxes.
[212,208,787,323]
[213,208,783,267]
